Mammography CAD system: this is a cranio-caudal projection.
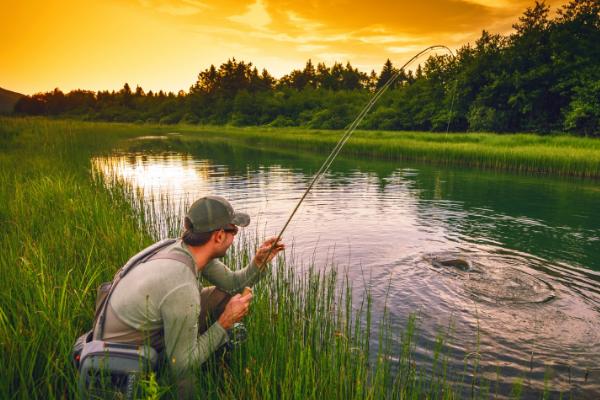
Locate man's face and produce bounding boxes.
[214,224,238,258]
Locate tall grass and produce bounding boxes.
[169,125,600,179]
[0,117,569,398]
[0,118,162,398]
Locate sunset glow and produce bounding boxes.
[1,0,566,95]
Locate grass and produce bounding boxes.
[163,125,600,179]
[0,117,159,398]
[0,117,575,398]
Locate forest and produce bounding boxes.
[12,0,600,136]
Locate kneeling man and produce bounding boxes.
[97,196,284,394]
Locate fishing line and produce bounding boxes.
[259,45,457,267]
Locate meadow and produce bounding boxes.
[0,117,586,398]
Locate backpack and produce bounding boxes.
[72,238,195,399]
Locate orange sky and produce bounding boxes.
[1,0,567,95]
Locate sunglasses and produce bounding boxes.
[221,225,238,236]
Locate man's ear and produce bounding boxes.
[212,229,225,245]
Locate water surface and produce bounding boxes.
[93,137,600,397]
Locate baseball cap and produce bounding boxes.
[186,196,250,233]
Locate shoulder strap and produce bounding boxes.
[119,238,179,278]
[146,251,196,274]
[93,238,179,340]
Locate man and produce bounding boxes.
[97,195,284,394]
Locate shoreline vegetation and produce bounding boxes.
[0,117,583,398]
[8,116,600,179]
[168,125,600,179]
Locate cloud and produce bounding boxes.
[387,45,433,54]
[460,0,515,8]
[286,11,324,31]
[157,4,202,15]
[297,44,328,52]
[316,52,353,64]
[228,0,272,30]
[137,0,208,16]
[357,34,423,45]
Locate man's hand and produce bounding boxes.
[217,292,253,330]
[252,237,285,269]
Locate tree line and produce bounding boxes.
[13,0,599,135]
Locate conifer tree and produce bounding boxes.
[376,59,396,89]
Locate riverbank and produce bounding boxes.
[7,117,600,179]
[165,125,600,179]
[0,117,574,398]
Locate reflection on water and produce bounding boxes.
[92,146,600,398]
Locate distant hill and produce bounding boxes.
[0,87,25,114]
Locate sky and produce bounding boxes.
[1,0,567,95]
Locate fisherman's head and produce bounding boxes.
[182,196,249,257]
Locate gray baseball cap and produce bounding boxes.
[186,196,250,233]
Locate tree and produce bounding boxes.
[513,1,551,35]
[508,1,556,131]
[564,79,600,136]
[279,69,308,90]
[376,59,396,89]
[367,70,378,92]
[120,83,133,108]
[259,69,276,90]
[134,85,145,97]
[329,62,345,90]
[278,59,320,90]
[14,94,45,115]
[315,62,334,89]
[46,88,66,115]
[191,64,218,95]
[415,65,423,80]
[341,62,366,90]
[550,0,600,131]
[303,59,317,89]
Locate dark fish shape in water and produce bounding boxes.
[425,252,556,305]
[429,255,473,271]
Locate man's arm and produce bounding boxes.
[201,259,264,294]
[161,282,252,398]
[201,237,285,294]
[161,283,228,374]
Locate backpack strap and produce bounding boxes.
[118,239,179,278]
[94,238,188,340]
[146,251,196,275]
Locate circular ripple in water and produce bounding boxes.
[424,252,556,305]
[465,265,555,305]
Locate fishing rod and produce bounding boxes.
[258,45,456,268]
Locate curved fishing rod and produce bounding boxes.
[258,45,456,268]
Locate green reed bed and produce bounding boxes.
[170,125,600,179]
[0,117,565,398]
[0,117,163,398]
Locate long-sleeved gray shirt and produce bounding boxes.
[102,239,265,374]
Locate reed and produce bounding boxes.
[0,117,569,398]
